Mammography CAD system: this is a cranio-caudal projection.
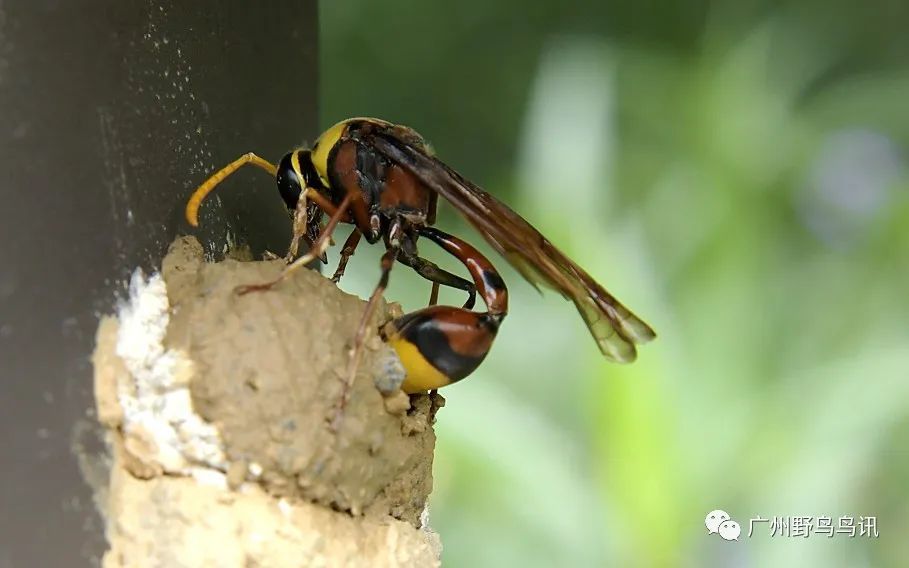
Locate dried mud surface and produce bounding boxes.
[92,236,443,567]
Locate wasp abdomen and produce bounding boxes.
[383,306,500,392]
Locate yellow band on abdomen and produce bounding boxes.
[389,337,452,393]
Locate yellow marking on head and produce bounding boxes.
[290,150,305,184]
[288,151,310,215]
[389,337,452,393]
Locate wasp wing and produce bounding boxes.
[364,128,655,363]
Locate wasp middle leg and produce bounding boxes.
[331,229,363,284]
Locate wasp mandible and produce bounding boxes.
[186,118,655,399]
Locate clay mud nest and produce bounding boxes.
[92,236,444,567]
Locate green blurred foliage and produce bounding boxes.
[321,1,909,566]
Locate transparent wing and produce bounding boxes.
[363,127,655,362]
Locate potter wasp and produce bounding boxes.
[186,118,655,402]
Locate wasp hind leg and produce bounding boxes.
[330,244,400,431]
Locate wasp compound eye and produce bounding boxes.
[276,152,304,211]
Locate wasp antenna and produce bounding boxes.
[184,152,277,226]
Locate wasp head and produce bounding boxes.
[276,149,325,211]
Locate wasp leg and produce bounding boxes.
[185,152,277,226]
[285,190,310,262]
[429,283,440,307]
[396,251,476,310]
[331,229,363,284]
[236,193,354,295]
[382,227,509,393]
[287,191,342,264]
[305,201,329,263]
[331,244,400,431]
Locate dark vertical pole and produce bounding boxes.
[0,2,318,565]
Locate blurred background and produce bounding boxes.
[320,1,909,566]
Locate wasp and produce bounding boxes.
[186,118,655,402]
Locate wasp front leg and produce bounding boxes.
[286,199,325,263]
[236,193,355,295]
[381,227,508,393]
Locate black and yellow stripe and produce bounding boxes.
[384,308,495,393]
